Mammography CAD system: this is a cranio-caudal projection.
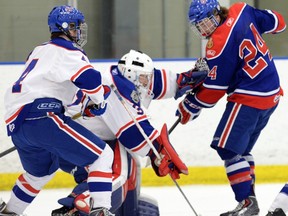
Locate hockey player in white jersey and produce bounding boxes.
[51,50,208,216]
[0,5,114,216]
[266,183,288,215]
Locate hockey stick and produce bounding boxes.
[168,117,180,134]
[110,84,199,216]
[0,112,82,158]
[168,117,200,216]
[0,146,16,158]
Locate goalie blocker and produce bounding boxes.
[149,124,188,180]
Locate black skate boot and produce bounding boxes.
[0,199,18,216]
[89,198,114,216]
[266,208,286,216]
[89,207,114,216]
[220,196,260,216]
[51,205,80,216]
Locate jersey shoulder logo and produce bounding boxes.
[131,90,140,104]
[81,55,87,62]
[9,123,15,133]
[111,67,118,75]
[207,38,213,49]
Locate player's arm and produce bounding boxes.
[70,66,105,103]
[253,6,286,34]
[102,103,184,179]
[152,58,208,100]
[174,58,209,99]
[176,56,232,124]
[70,66,111,117]
[151,68,178,99]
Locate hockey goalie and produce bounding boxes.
[51,50,208,216]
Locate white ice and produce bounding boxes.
[0,183,283,216]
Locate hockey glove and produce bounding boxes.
[149,124,188,180]
[81,85,111,117]
[175,58,208,99]
[176,93,202,124]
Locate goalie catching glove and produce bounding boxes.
[149,124,188,180]
[175,58,208,99]
[81,85,111,117]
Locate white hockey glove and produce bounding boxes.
[81,85,111,117]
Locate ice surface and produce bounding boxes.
[0,183,284,216]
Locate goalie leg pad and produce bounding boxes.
[137,194,159,216]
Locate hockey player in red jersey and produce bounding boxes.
[176,0,286,216]
[50,50,208,216]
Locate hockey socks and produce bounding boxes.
[225,156,253,202]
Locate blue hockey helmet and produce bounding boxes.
[188,0,221,37]
[48,5,88,47]
[188,0,220,24]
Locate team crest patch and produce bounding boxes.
[131,90,140,103]
[207,38,213,48]
[111,68,118,75]
[9,123,15,133]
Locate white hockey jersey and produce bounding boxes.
[67,65,178,157]
[4,37,106,133]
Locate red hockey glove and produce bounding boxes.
[176,93,202,124]
[81,85,111,117]
[175,58,208,99]
[149,124,188,180]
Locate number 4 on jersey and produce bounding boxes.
[208,66,217,80]
[12,59,38,93]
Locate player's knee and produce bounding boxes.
[100,144,114,165]
[216,147,238,161]
[23,172,56,190]
[90,144,114,171]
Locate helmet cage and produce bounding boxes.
[133,70,154,109]
[188,0,220,38]
[73,22,88,47]
[118,50,155,108]
[190,12,219,38]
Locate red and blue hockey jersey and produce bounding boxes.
[193,2,286,110]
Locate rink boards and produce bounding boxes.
[1,165,288,190]
[1,58,288,190]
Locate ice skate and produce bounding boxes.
[266,208,286,216]
[220,196,259,216]
[0,199,18,216]
[51,205,80,216]
[88,197,114,216]
[89,207,114,216]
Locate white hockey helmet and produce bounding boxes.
[118,50,154,108]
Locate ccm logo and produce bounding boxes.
[37,102,62,109]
